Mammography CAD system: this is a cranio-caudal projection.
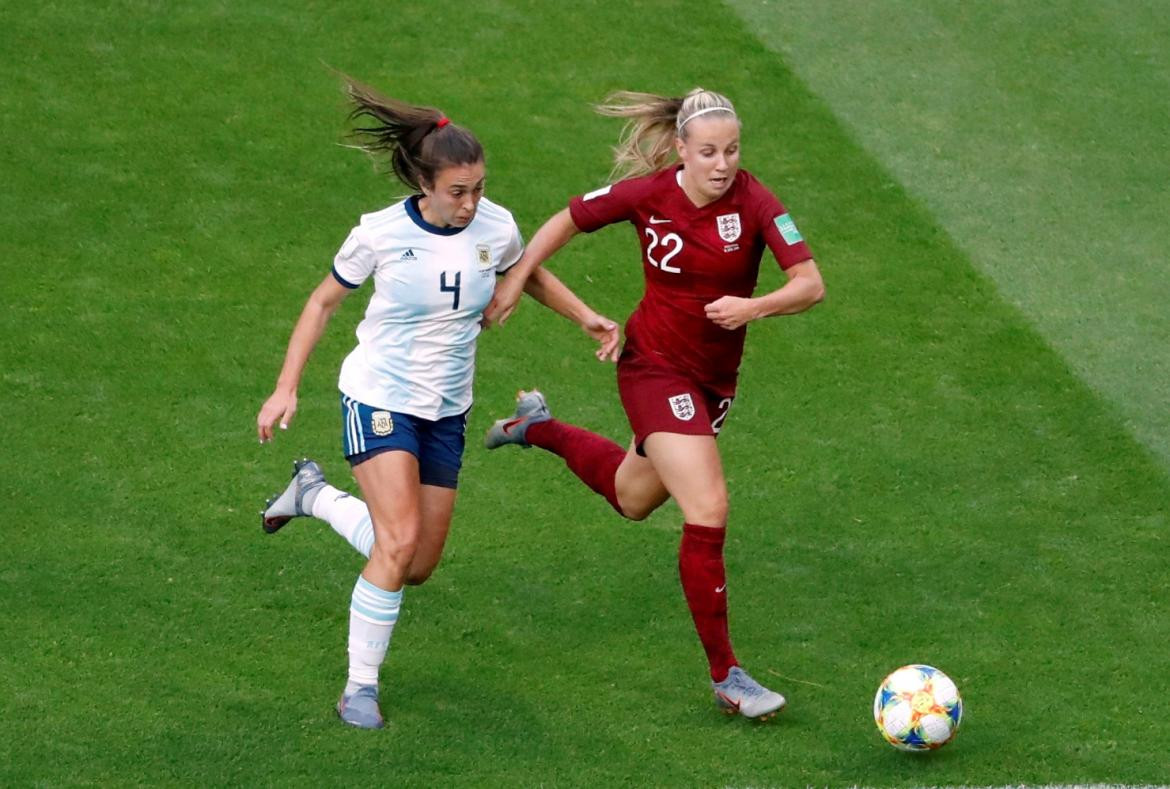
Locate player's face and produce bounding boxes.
[419,160,486,228]
[676,116,741,205]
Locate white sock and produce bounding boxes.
[312,484,375,558]
[345,575,402,695]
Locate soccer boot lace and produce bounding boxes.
[484,389,551,449]
[261,458,326,534]
[712,666,787,720]
[336,685,384,729]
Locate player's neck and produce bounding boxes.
[677,168,720,209]
[417,197,451,228]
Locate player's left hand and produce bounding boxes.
[582,312,621,362]
[704,296,759,331]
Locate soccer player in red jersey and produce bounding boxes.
[484,88,824,719]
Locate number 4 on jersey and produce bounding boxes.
[440,271,461,310]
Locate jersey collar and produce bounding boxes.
[673,165,741,212]
[406,195,467,236]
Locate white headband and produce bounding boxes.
[676,105,736,131]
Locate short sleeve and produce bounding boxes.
[495,221,525,274]
[331,227,376,289]
[568,178,642,233]
[752,182,813,270]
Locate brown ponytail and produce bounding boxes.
[342,76,483,191]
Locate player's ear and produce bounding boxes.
[674,135,687,161]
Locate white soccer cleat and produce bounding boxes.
[261,458,326,534]
[712,666,787,720]
[483,390,552,449]
[336,685,384,729]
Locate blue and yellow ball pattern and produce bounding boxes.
[873,664,963,751]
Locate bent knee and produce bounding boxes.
[616,485,670,522]
[369,535,419,570]
[620,501,658,521]
[404,561,439,586]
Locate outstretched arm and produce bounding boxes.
[256,275,352,442]
[485,208,581,326]
[522,266,621,362]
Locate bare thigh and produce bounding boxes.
[351,449,422,591]
[406,484,458,585]
[641,433,728,527]
[614,438,670,520]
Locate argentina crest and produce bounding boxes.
[716,213,741,242]
[476,243,492,267]
[668,393,696,421]
[370,410,394,436]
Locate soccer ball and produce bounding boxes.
[873,664,963,751]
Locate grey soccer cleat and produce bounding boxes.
[261,458,326,534]
[484,389,551,449]
[336,685,384,729]
[712,666,787,720]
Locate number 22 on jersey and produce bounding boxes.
[644,227,683,274]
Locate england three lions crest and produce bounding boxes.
[668,393,696,421]
[717,213,741,243]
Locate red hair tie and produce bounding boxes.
[436,117,450,128]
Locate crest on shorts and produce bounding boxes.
[668,393,696,421]
[371,411,394,436]
[476,243,492,267]
[716,213,741,242]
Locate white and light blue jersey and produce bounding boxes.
[332,195,523,420]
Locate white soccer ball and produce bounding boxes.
[873,664,963,751]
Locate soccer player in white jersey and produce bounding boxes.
[255,77,619,729]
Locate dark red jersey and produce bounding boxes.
[568,166,813,394]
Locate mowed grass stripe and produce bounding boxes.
[729,0,1170,472]
[1,0,1168,785]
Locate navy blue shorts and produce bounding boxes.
[340,394,467,489]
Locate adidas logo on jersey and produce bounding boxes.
[400,248,418,261]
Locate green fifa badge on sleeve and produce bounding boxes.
[774,213,803,245]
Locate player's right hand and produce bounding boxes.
[582,312,621,362]
[257,388,297,443]
[484,277,524,327]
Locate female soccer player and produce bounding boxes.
[256,78,619,729]
[483,88,824,720]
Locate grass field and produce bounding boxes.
[3,0,1169,785]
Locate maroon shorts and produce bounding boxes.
[617,355,734,455]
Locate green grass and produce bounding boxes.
[733,0,1170,470]
[3,0,1169,785]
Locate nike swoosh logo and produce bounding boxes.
[502,418,524,434]
[648,216,671,224]
[715,584,726,593]
[716,691,740,711]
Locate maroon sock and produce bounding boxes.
[525,419,625,515]
[678,523,738,682]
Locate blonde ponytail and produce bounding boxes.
[595,88,737,181]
